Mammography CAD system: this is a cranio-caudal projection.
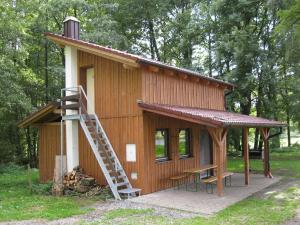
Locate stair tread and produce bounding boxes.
[118,188,141,194]
[111,175,126,180]
[61,94,80,101]
[116,182,129,187]
[61,103,79,110]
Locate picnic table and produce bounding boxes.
[183,164,217,191]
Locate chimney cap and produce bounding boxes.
[63,16,79,23]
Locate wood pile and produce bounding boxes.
[63,167,96,194]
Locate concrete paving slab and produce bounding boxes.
[129,173,279,215]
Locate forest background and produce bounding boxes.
[0,0,299,167]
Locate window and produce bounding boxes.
[178,129,192,158]
[155,129,169,161]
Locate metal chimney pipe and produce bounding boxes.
[63,16,80,39]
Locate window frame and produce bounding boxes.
[154,128,170,162]
[178,128,192,159]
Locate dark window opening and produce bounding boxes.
[178,128,192,158]
[155,129,169,161]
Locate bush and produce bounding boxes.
[0,163,25,174]
[31,182,53,195]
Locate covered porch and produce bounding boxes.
[130,173,279,215]
[138,102,285,196]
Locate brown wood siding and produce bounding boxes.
[39,123,65,182]
[38,50,227,194]
[142,112,226,194]
[142,67,225,110]
[77,51,145,190]
[78,51,142,118]
[78,116,145,190]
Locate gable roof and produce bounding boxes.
[138,102,286,128]
[45,32,234,89]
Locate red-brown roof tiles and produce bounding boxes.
[138,102,286,128]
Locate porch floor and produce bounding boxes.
[129,173,279,215]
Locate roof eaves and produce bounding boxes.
[138,101,223,127]
[18,102,60,128]
[137,58,235,89]
[222,121,287,128]
[45,32,139,68]
[45,32,235,89]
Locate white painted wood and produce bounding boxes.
[65,46,79,172]
[86,68,95,114]
[126,144,136,162]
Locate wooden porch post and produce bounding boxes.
[243,127,249,185]
[260,128,272,178]
[207,127,227,196]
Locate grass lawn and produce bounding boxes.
[81,187,300,225]
[0,164,96,221]
[1,146,299,224]
[227,145,300,178]
[82,146,300,225]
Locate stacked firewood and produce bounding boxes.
[63,167,96,193]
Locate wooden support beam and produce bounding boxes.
[148,65,159,73]
[123,63,138,70]
[260,128,272,178]
[191,77,200,82]
[207,127,227,197]
[53,109,63,114]
[164,70,175,76]
[178,73,188,79]
[243,127,249,185]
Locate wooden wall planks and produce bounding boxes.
[38,50,228,194]
[142,67,225,110]
[39,123,65,182]
[77,51,145,190]
[78,51,142,118]
[142,112,226,194]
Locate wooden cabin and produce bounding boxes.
[19,17,285,198]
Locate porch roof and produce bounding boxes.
[18,102,61,128]
[138,102,286,128]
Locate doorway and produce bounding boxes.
[86,68,95,114]
[79,67,95,114]
[200,129,213,177]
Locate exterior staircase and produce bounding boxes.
[60,86,141,200]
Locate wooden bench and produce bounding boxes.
[202,176,217,193]
[169,174,189,190]
[223,172,234,187]
[202,172,234,193]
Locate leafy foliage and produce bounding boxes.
[0,0,299,166]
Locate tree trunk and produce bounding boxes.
[208,31,212,77]
[45,39,49,103]
[148,19,160,61]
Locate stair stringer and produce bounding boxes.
[79,116,122,200]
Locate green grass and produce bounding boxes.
[228,145,300,178]
[2,146,300,224]
[0,164,95,221]
[81,186,300,225]
[81,187,300,225]
[81,146,300,225]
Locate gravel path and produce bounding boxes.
[1,200,198,225]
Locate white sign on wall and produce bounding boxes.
[126,144,136,162]
[131,172,138,180]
